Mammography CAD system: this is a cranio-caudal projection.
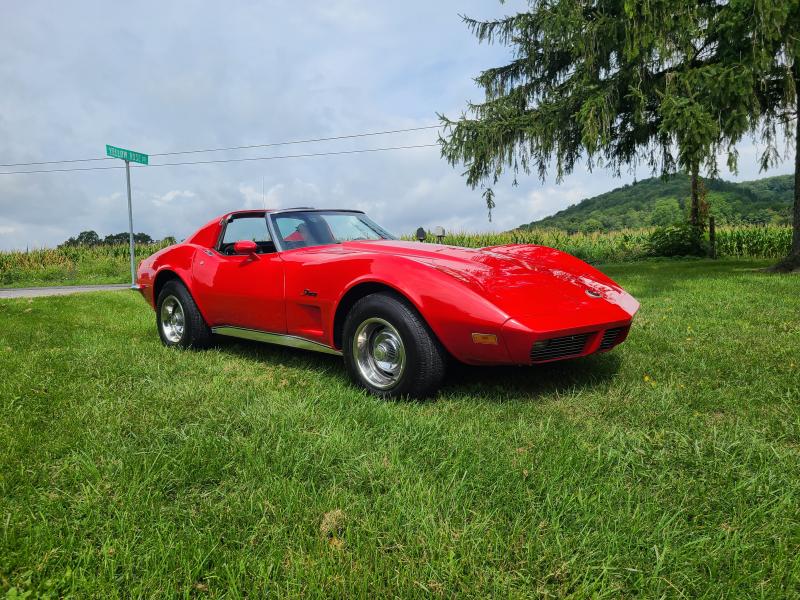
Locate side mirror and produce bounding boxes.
[233,239,258,256]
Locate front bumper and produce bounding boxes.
[501,317,634,365]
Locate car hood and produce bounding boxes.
[340,240,639,325]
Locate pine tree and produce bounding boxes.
[441,0,799,268]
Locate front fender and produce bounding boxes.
[333,257,514,365]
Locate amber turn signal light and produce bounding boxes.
[471,333,498,345]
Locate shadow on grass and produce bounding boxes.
[441,353,623,401]
[214,335,342,371]
[213,335,622,402]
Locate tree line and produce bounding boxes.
[59,231,176,247]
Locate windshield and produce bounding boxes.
[271,211,395,250]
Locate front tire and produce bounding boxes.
[343,292,446,399]
[156,280,212,349]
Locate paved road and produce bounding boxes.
[0,284,131,299]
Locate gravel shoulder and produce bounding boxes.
[0,284,131,299]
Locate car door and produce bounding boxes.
[191,214,286,333]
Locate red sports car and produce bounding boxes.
[136,208,639,398]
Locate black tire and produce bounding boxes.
[156,280,212,349]
[343,292,446,399]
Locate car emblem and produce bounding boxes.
[585,289,602,298]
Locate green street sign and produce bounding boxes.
[106,144,148,165]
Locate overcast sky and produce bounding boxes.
[0,1,793,250]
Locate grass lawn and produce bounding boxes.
[1,259,798,597]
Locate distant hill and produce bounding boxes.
[520,174,794,232]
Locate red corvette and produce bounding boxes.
[136,208,639,398]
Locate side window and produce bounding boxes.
[219,217,274,255]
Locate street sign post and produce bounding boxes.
[106,145,148,288]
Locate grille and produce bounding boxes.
[530,333,590,362]
[599,327,625,350]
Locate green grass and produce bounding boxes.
[1,259,799,597]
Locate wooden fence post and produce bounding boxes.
[708,216,716,259]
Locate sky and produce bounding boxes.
[0,1,794,251]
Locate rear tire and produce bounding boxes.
[156,280,212,349]
[343,292,446,399]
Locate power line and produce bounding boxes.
[0,143,440,175]
[153,124,441,158]
[0,124,442,168]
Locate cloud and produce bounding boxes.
[153,190,195,207]
[0,0,793,250]
[238,184,265,210]
[238,179,322,211]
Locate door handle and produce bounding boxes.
[302,289,318,297]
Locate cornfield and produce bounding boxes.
[0,242,170,286]
[0,225,792,287]
[714,226,793,258]
[404,225,793,261]
[415,229,651,262]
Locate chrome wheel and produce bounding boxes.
[353,317,406,390]
[160,295,185,343]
